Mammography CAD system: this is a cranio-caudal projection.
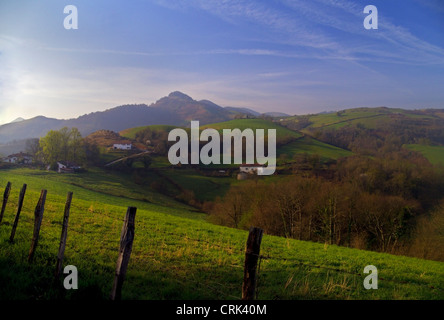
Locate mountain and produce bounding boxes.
[0,92,236,143]
[10,117,25,123]
[0,116,64,144]
[263,112,291,117]
[150,91,232,124]
[224,106,261,116]
[224,107,290,118]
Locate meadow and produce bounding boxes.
[404,144,444,166]
[201,119,302,142]
[0,168,443,300]
[277,136,353,163]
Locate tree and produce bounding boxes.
[69,127,85,164]
[39,129,64,167]
[38,127,86,168]
[25,138,42,163]
[140,155,152,170]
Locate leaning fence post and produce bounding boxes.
[55,192,73,278]
[242,226,263,300]
[0,181,11,225]
[110,206,137,301]
[9,184,27,242]
[28,189,47,263]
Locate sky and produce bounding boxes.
[0,0,443,124]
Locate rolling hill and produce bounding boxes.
[201,118,302,144]
[277,136,353,162]
[0,168,443,300]
[282,107,444,132]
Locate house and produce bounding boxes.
[57,161,81,173]
[239,164,265,175]
[113,143,132,150]
[2,152,33,164]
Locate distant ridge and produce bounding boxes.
[263,112,290,117]
[224,106,261,116]
[2,91,439,145]
[10,117,25,123]
[0,92,238,143]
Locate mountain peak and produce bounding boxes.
[168,91,193,101]
[10,117,25,123]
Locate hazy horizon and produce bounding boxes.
[1,0,443,125]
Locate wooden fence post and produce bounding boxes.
[9,184,27,242]
[0,181,11,225]
[28,190,47,263]
[55,192,73,278]
[242,226,263,300]
[110,206,137,301]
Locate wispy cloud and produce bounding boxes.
[297,0,444,65]
[155,0,340,51]
[156,0,444,65]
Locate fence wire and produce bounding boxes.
[1,184,443,299]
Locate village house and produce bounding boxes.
[57,161,81,173]
[113,143,132,150]
[2,152,33,164]
[239,164,265,175]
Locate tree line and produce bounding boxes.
[206,151,444,261]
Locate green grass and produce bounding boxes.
[120,125,178,140]
[159,168,233,201]
[278,137,353,162]
[0,168,443,300]
[0,168,198,219]
[304,108,388,129]
[120,120,301,142]
[202,119,301,141]
[404,144,444,166]
[296,107,442,132]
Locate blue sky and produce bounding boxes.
[0,0,443,124]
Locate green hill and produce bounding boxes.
[282,107,444,132]
[122,119,302,143]
[202,118,301,141]
[120,125,179,140]
[405,144,444,166]
[0,168,443,300]
[278,136,353,162]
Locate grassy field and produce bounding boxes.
[120,120,302,141]
[120,125,179,140]
[158,168,233,202]
[404,144,444,166]
[291,107,443,132]
[303,108,389,129]
[278,136,353,162]
[0,168,443,300]
[202,119,302,142]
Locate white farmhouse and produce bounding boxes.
[57,161,81,173]
[239,164,265,175]
[3,152,33,164]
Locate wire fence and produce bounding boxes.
[1,181,443,300]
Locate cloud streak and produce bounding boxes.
[156,0,444,65]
